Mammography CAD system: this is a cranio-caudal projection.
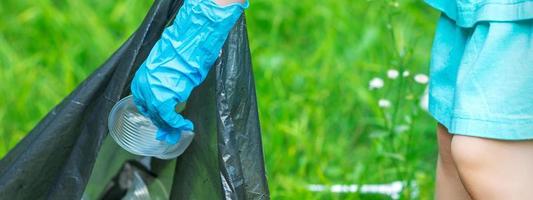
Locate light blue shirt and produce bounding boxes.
[425,0,533,27]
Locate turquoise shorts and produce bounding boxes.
[428,15,533,140]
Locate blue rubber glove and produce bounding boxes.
[131,0,249,144]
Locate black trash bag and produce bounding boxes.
[170,15,269,200]
[0,0,269,199]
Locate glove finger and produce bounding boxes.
[165,129,182,145]
[155,128,182,145]
[157,99,194,131]
[132,95,150,117]
[131,68,151,117]
[156,128,168,141]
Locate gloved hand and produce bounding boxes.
[131,0,249,144]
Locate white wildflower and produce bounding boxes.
[394,125,410,133]
[392,1,400,8]
[420,86,429,111]
[378,99,391,108]
[414,74,429,84]
[369,77,384,90]
[403,71,410,77]
[387,69,399,79]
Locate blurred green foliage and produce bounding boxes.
[0,0,440,199]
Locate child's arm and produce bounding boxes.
[130,0,249,144]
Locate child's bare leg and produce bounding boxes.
[451,135,533,199]
[435,124,472,200]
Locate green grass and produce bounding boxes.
[0,0,440,199]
